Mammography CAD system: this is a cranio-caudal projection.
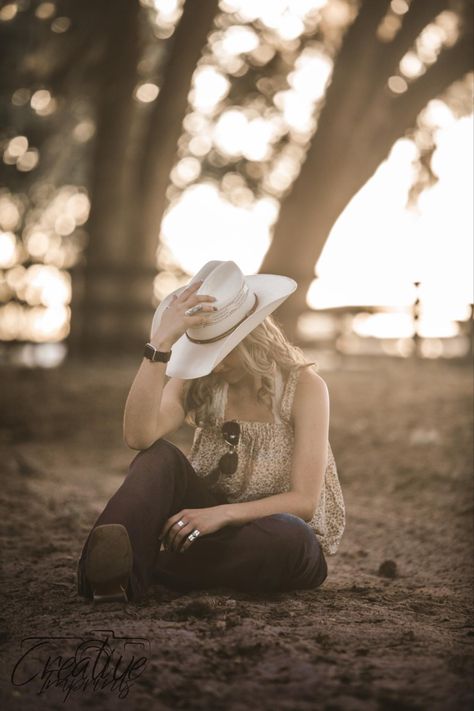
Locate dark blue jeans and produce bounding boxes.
[77,439,328,601]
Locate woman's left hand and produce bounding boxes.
[159,506,230,553]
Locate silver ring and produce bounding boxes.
[187,529,200,542]
[176,519,186,528]
[185,304,203,316]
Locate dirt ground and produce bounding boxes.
[0,352,472,711]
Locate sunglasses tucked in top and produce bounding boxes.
[204,420,240,487]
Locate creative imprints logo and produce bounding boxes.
[11,629,150,700]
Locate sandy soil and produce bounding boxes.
[0,353,472,711]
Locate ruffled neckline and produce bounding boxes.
[213,369,293,427]
[214,415,290,428]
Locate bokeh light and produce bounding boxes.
[0,0,471,362]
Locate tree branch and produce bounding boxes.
[322,0,392,100]
[136,0,219,194]
[391,31,474,133]
[373,0,449,81]
[312,0,392,161]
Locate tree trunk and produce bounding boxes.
[69,0,219,358]
[68,0,148,357]
[262,0,473,341]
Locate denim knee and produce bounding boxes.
[130,437,178,462]
[129,438,186,474]
[266,513,327,589]
[268,513,317,550]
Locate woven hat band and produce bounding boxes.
[185,294,259,345]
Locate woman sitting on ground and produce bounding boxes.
[77,260,345,603]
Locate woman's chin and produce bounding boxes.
[219,370,242,384]
[216,370,236,383]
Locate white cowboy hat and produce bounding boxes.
[150,260,297,379]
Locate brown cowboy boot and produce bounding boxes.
[84,524,133,604]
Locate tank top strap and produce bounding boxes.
[213,382,227,421]
[279,368,300,423]
[271,366,284,424]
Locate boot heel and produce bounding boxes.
[92,583,129,605]
[84,524,133,604]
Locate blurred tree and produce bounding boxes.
[1,0,472,356]
[259,0,474,338]
[0,0,220,356]
[72,0,144,355]
[130,0,220,266]
[73,0,219,355]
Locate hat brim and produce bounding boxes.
[155,274,296,380]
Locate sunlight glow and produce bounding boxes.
[190,66,230,114]
[275,47,332,134]
[0,302,69,342]
[17,150,39,172]
[3,136,36,168]
[161,182,272,274]
[0,3,18,22]
[51,17,71,34]
[289,46,332,102]
[31,89,56,116]
[73,120,96,143]
[213,110,280,160]
[388,75,408,94]
[399,51,425,79]
[0,194,21,231]
[6,136,28,158]
[221,25,259,55]
[170,156,202,187]
[135,83,160,103]
[35,3,55,20]
[20,265,71,307]
[32,305,70,340]
[220,0,327,29]
[309,111,473,337]
[353,312,415,339]
[0,232,17,268]
[161,105,472,342]
[390,0,409,15]
[0,1,471,353]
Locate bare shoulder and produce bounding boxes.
[296,365,328,392]
[293,366,329,413]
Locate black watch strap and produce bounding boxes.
[143,343,172,362]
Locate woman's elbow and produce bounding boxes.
[301,507,316,523]
[123,435,151,451]
[298,496,319,522]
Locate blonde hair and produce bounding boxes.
[183,314,317,427]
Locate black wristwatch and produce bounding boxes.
[143,342,172,363]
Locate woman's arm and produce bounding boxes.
[123,280,216,449]
[123,357,186,450]
[224,367,329,525]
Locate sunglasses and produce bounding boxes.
[205,420,241,486]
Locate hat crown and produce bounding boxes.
[196,261,242,303]
[188,261,256,342]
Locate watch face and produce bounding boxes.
[143,343,156,360]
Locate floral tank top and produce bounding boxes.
[188,367,346,556]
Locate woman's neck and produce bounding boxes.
[227,373,261,397]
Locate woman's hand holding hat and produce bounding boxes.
[149,260,297,378]
[151,280,217,349]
